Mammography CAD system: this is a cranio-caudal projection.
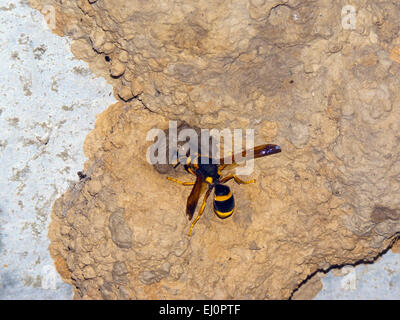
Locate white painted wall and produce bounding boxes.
[0,0,116,299]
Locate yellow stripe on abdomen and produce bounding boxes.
[215,209,234,218]
[214,192,232,202]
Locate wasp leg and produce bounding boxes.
[233,175,255,184]
[188,188,212,236]
[187,167,197,176]
[217,164,228,176]
[220,174,255,184]
[167,177,195,186]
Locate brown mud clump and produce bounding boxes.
[30,0,400,299]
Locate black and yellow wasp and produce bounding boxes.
[168,144,281,236]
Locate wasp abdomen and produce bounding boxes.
[213,184,235,219]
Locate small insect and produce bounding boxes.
[77,171,87,180]
[167,144,281,236]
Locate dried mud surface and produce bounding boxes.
[29,0,400,299]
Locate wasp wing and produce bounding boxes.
[219,144,281,166]
[186,174,205,220]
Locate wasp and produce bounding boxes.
[167,144,281,236]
